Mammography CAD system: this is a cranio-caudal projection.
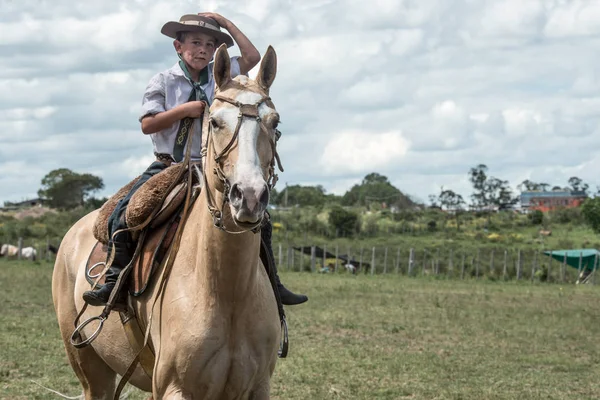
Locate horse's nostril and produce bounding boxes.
[259,185,269,206]
[230,183,243,204]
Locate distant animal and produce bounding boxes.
[21,247,37,261]
[0,244,18,257]
[345,263,357,274]
[539,229,552,237]
[0,244,37,260]
[48,244,59,254]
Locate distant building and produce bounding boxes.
[520,190,587,213]
[1,198,45,211]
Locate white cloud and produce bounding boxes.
[320,131,410,174]
[2,0,600,204]
[544,1,600,38]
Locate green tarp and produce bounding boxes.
[543,249,600,272]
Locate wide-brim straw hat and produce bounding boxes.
[161,14,234,48]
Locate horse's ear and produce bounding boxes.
[214,43,231,89]
[256,46,277,91]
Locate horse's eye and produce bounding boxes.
[210,118,219,129]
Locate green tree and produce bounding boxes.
[38,168,104,210]
[438,188,466,230]
[517,179,552,192]
[342,172,414,209]
[568,176,589,194]
[581,197,600,234]
[468,164,488,209]
[328,205,359,237]
[486,177,517,210]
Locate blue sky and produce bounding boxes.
[2,0,600,205]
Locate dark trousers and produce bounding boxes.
[107,161,168,244]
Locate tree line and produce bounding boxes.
[3,165,597,215]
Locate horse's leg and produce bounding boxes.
[53,242,117,400]
[55,304,118,399]
[251,381,271,400]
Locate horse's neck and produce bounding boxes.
[180,191,262,303]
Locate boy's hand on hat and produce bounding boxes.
[181,101,206,118]
[197,12,230,29]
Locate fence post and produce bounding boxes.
[448,249,454,278]
[546,250,551,283]
[292,247,296,271]
[46,237,51,262]
[531,250,538,283]
[593,254,598,285]
[278,244,282,270]
[475,248,480,279]
[577,251,583,284]
[370,247,376,275]
[516,249,522,280]
[503,250,508,280]
[310,246,316,273]
[347,245,352,273]
[335,244,339,273]
[422,249,427,276]
[562,253,567,283]
[435,248,440,275]
[408,248,415,276]
[359,247,364,272]
[383,247,388,274]
[17,237,23,260]
[490,250,495,276]
[287,246,292,270]
[461,253,466,280]
[395,247,401,274]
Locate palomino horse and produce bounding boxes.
[53,45,283,399]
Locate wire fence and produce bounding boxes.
[277,243,598,285]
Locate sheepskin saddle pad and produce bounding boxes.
[93,163,198,244]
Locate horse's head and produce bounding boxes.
[204,44,282,230]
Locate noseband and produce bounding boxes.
[201,92,284,233]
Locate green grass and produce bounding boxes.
[2,260,600,399]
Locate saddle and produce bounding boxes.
[85,212,181,295]
[87,163,198,295]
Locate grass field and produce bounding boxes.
[1,259,600,399]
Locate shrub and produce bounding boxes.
[529,210,544,225]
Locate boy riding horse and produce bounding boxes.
[83,13,307,309]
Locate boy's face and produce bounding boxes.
[174,32,217,71]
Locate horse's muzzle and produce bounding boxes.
[229,182,269,224]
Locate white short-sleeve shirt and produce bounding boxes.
[140,56,242,161]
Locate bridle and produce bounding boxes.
[201,91,284,234]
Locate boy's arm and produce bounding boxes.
[141,102,205,134]
[140,72,206,134]
[198,12,261,75]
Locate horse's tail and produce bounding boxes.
[31,380,134,399]
[30,380,83,399]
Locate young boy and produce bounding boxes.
[83,13,307,308]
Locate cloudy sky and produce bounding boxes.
[2,0,600,205]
